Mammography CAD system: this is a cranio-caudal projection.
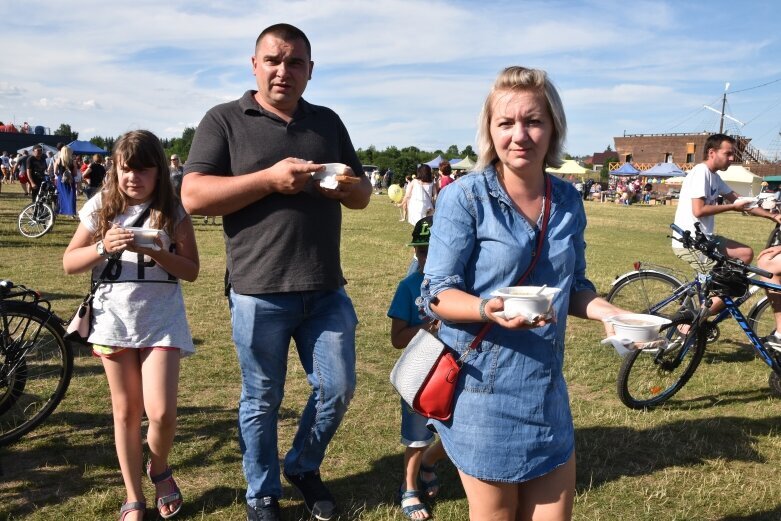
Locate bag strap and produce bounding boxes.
[466,173,553,351]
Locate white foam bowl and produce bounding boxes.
[124,227,160,246]
[490,286,561,320]
[605,313,671,342]
[735,196,758,209]
[312,163,348,189]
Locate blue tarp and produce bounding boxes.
[644,162,684,177]
[612,162,641,176]
[67,140,108,155]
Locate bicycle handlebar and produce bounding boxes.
[670,223,773,279]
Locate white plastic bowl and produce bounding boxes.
[605,313,671,342]
[124,227,160,247]
[490,286,561,320]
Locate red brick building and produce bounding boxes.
[611,132,781,175]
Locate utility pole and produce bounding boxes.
[719,82,730,134]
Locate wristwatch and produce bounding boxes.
[96,240,109,257]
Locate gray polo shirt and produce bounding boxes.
[185,90,364,295]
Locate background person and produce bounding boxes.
[26,145,48,202]
[421,66,628,521]
[82,154,106,200]
[402,164,436,226]
[169,154,184,199]
[181,23,371,521]
[438,160,454,190]
[63,130,199,521]
[54,146,78,218]
[387,216,448,520]
[672,133,781,316]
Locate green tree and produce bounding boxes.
[163,127,196,162]
[461,145,476,159]
[54,123,78,141]
[446,144,460,158]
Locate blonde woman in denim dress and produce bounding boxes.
[421,67,628,520]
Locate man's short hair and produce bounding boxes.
[170,154,179,160]
[703,133,736,159]
[32,144,42,151]
[256,23,311,59]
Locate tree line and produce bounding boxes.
[57,123,479,185]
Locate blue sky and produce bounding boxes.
[2,0,781,157]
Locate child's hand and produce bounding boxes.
[103,224,133,256]
[422,319,440,334]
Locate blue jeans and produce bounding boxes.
[229,288,358,504]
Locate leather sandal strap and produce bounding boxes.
[149,466,173,484]
[120,501,146,518]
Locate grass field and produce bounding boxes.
[2,182,781,520]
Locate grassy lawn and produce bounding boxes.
[1,183,781,520]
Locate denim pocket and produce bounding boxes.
[460,341,500,394]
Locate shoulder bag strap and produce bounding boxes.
[466,173,553,351]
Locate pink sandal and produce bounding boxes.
[146,461,183,519]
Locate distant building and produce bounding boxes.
[612,132,781,176]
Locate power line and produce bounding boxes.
[730,77,781,94]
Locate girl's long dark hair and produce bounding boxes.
[95,130,177,241]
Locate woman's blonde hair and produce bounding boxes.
[95,130,177,242]
[475,66,567,172]
[58,146,73,170]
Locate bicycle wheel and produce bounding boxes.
[607,271,693,318]
[0,302,73,446]
[748,297,776,339]
[616,315,707,409]
[17,202,54,238]
[766,224,781,248]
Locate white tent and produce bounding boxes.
[717,165,763,196]
[17,143,58,155]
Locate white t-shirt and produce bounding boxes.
[78,194,194,353]
[672,163,733,246]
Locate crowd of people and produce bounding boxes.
[8,21,781,521]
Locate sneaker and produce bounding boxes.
[283,469,336,521]
[764,334,781,352]
[246,496,281,521]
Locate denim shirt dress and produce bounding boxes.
[421,166,596,483]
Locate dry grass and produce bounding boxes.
[2,183,781,520]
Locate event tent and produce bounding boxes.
[717,165,762,196]
[67,140,108,155]
[664,176,686,185]
[17,143,58,155]
[546,159,589,176]
[644,162,684,177]
[424,155,445,168]
[612,162,641,176]
[451,157,476,170]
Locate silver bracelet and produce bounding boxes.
[478,298,491,322]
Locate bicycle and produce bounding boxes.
[0,280,74,445]
[605,223,781,409]
[17,176,59,238]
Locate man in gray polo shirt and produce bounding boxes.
[182,23,370,521]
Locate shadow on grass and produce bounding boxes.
[576,414,781,492]
[720,506,781,520]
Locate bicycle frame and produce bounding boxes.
[671,273,781,374]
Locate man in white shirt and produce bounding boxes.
[672,134,780,269]
[672,134,781,321]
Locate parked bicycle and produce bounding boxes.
[605,223,781,409]
[0,280,74,445]
[17,176,59,238]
